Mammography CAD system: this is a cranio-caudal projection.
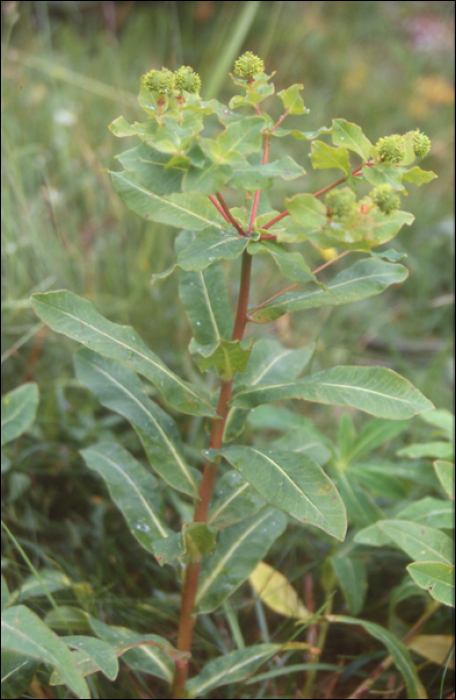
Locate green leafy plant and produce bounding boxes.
[23,53,441,698]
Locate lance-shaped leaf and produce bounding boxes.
[271,125,332,140]
[326,615,427,699]
[434,460,454,499]
[224,339,315,441]
[186,644,281,698]
[31,291,214,417]
[179,261,233,346]
[116,144,184,195]
[249,258,408,323]
[80,442,172,555]
[195,508,287,613]
[207,471,266,527]
[75,350,199,497]
[249,562,311,620]
[216,446,346,540]
[331,119,373,160]
[232,365,434,420]
[52,636,118,682]
[1,383,39,447]
[1,650,39,699]
[329,556,368,615]
[248,240,317,284]
[407,562,454,608]
[1,605,90,699]
[377,520,454,565]
[311,141,351,174]
[88,617,176,684]
[110,170,224,230]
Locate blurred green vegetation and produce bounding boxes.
[1,2,454,698]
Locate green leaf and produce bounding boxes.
[434,461,454,499]
[31,291,214,417]
[178,261,232,346]
[331,119,373,160]
[344,417,410,465]
[207,471,266,527]
[216,447,347,540]
[116,144,184,195]
[407,562,454,608]
[189,338,252,381]
[232,365,433,420]
[335,471,383,526]
[327,615,427,699]
[377,520,454,565]
[329,556,367,615]
[151,532,184,566]
[183,162,233,195]
[228,156,306,190]
[80,441,171,555]
[1,576,10,610]
[14,571,72,602]
[370,248,407,262]
[249,258,408,323]
[109,115,139,137]
[1,606,90,699]
[285,193,327,230]
[346,461,409,500]
[195,508,287,613]
[310,141,351,174]
[0,651,39,700]
[1,384,39,447]
[277,83,308,115]
[402,166,437,187]
[420,409,454,439]
[75,350,199,497]
[248,240,317,284]
[271,125,332,140]
[109,170,224,230]
[216,116,266,158]
[53,636,118,681]
[362,163,405,190]
[224,340,315,442]
[396,497,453,529]
[397,442,454,460]
[271,420,333,465]
[88,618,175,684]
[186,644,280,698]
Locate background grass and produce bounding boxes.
[1,2,454,698]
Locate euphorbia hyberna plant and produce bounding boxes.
[31,53,437,698]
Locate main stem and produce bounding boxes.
[171,250,253,699]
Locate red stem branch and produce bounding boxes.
[216,192,248,237]
[208,194,230,222]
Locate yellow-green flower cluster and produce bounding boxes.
[376,134,405,165]
[142,66,201,96]
[234,51,264,79]
[174,66,202,95]
[372,184,400,215]
[412,129,431,158]
[325,187,357,221]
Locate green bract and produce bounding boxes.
[233,51,265,79]
[376,134,405,164]
[372,184,400,215]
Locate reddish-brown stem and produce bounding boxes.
[215,192,248,236]
[247,250,351,318]
[171,250,253,699]
[208,194,230,222]
[271,109,289,133]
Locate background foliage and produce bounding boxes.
[1,2,454,698]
